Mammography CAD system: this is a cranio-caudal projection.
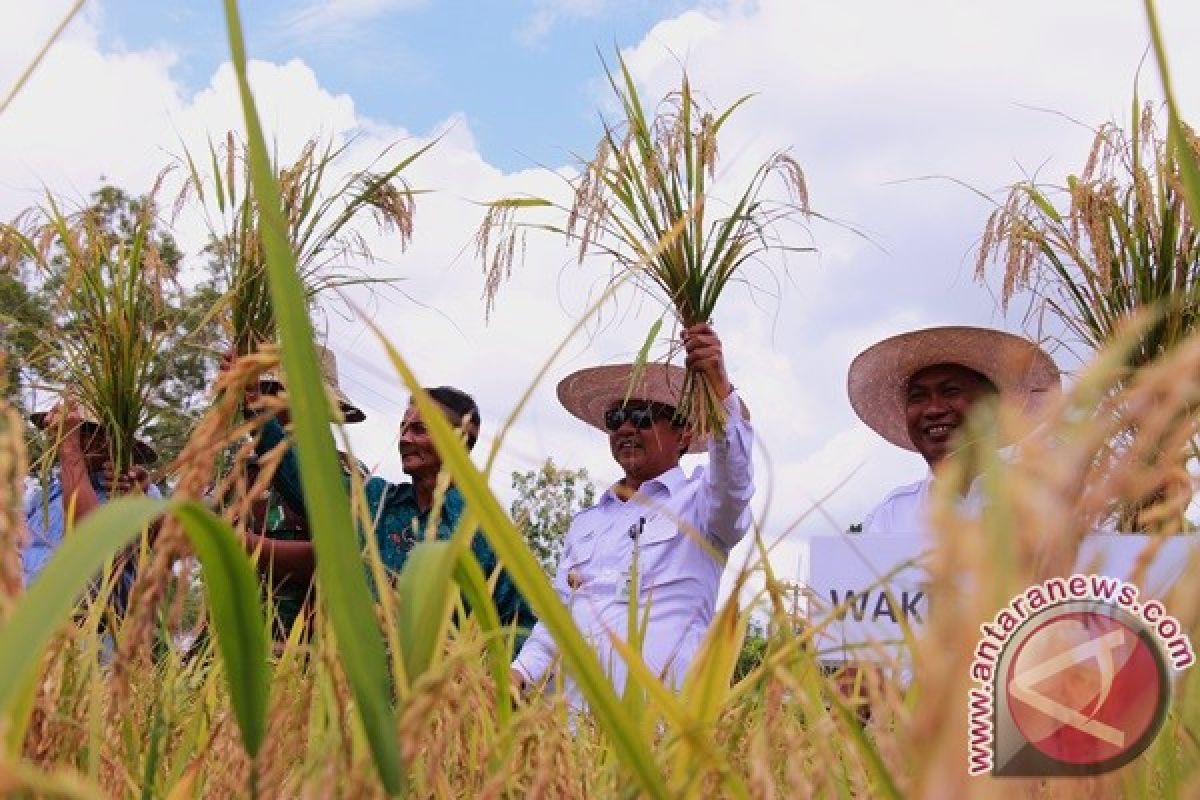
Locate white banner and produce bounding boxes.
[799,533,1199,663]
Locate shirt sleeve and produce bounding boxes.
[860,502,884,533]
[511,620,557,685]
[23,483,60,585]
[702,389,755,552]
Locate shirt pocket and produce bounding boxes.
[556,530,599,593]
[633,516,684,589]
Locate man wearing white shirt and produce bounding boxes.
[511,324,753,703]
[849,326,1060,537]
[830,327,1060,708]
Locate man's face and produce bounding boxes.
[904,363,995,466]
[606,399,690,485]
[398,405,442,479]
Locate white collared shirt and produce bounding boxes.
[862,469,994,539]
[513,390,754,704]
[861,476,933,537]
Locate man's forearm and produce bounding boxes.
[244,531,317,585]
[58,440,101,526]
[511,621,557,686]
[705,389,755,549]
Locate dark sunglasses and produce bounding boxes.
[603,403,683,432]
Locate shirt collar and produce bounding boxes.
[392,481,464,517]
[600,465,687,505]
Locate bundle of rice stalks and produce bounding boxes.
[183,131,432,355]
[478,54,812,437]
[1,179,177,475]
[977,102,1200,371]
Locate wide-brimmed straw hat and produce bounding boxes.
[30,407,158,465]
[557,362,706,454]
[259,345,366,424]
[847,325,1061,451]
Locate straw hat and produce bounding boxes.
[557,362,706,454]
[259,346,366,424]
[847,326,1060,451]
[30,407,158,465]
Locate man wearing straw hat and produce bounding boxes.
[847,325,1060,535]
[240,346,367,639]
[24,399,159,596]
[511,323,754,701]
[831,326,1060,710]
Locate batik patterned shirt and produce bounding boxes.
[257,418,535,631]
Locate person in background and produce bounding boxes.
[24,398,159,612]
[238,346,366,640]
[225,350,536,637]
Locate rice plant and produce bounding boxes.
[1,180,179,475]
[182,129,433,355]
[977,102,1200,373]
[477,54,812,438]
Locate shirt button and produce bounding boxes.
[567,569,583,589]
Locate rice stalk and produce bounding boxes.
[477,53,813,438]
[1,180,178,476]
[0,0,86,118]
[977,102,1200,375]
[221,0,405,789]
[182,129,433,356]
[0,397,28,611]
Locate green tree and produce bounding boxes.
[510,458,596,574]
[733,627,768,682]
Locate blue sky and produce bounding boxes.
[99,0,684,171]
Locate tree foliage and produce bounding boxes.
[509,458,596,574]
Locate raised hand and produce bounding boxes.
[681,323,733,400]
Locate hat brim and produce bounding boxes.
[30,412,158,465]
[258,377,365,424]
[847,326,1061,451]
[557,363,706,455]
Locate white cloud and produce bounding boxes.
[518,0,615,44]
[282,0,428,43]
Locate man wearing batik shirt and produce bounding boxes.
[237,360,535,635]
[511,324,753,703]
[240,346,368,640]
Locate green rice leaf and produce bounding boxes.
[1144,0,1200,222]
[220,0,402,792]
[0,0,85,117]
[0,498,269,761]
[450,547,512,726]
[394,538,459,688]
[0,498,163,724]
[170,502,270,757]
